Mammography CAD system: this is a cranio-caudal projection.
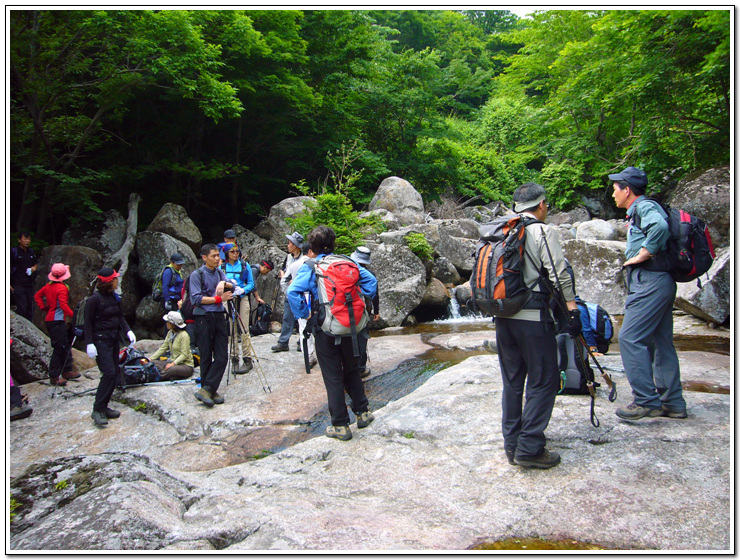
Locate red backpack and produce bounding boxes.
[307,254,369,356]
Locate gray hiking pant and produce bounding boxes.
[620,267,685,412]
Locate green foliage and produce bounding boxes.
[403,431,416,439]
[403,233,434,262]
[9,8,730,235]
[287,192,383,256]
[10,497,21,523]
[251,450,273,460]
[54,480,68,491]
[134,403,147,412]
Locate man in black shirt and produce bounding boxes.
[10,232,39,321]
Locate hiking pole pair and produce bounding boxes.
[227,298,271,393]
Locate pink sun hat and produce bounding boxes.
[48,263,71,282]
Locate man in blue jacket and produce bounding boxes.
[610,166,685,420]
[287,225,377,441]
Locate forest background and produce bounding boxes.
[8,9,731,247]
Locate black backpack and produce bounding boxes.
[118,347,160,385]
[72,296,90,338]
[557,333,600,395]
[249,303,272,336]
[179,268,204,321]
[634,198,716,285]
[471,214,543,316]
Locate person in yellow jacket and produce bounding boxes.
[150,311,194,381]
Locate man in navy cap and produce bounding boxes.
[609,166,686,421]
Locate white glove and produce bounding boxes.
[25,268,32,276]
[86,344,97,359]
[127,331,136,345]
[233,286,245,297]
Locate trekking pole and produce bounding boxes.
[539,237,618,423]
[234,308,271,393]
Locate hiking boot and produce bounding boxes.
[104,407,121,419]
[356,411,375,429]
[661,405,688,419]
[62,371,81,380]
[514,449,561,469]
[326,425,352,441]
[212,391,225,405]
[194,387,214,407]
[49,377,67,386]
[359,366,371,379]
[615,402,662,420]
[505,449,516,466]
[233,359,252,375]
[91,410,108,426]
[271,343,289,353]
[10,405,33,421]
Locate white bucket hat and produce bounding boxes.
[162,311,186,329]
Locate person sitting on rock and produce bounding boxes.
[34,263,78,386]
[150,311,195,381]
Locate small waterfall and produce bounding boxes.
[433,287,489,324]
[447,288,462,319]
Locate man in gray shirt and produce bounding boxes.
[190,243,237,406]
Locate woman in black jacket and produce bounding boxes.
[84,268,136,427]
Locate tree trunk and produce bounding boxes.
[102,193,141,291]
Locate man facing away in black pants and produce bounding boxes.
[495,182,581,469]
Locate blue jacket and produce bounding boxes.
[221,260,254,293]
[286,254,377,320]
[161,266,184,302]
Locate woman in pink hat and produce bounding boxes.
[34,263,78,386]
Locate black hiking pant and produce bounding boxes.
[495,317,560,459]
[194,312,229,395]
[93,331,122,413]
[46,320,73,379]
[315,330,369,426]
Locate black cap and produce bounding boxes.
[223,229,237,239]
[170,253,186,265]
[608,166,648,189]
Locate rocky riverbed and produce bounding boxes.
[8,315,731,551]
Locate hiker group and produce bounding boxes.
[12,166,714,466]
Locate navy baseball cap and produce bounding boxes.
[608,166,647,189]
[223,229,237,239]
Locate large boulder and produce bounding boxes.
[576,219,620,241]
[379,222,477,275]
[61,210,126,261]
[134,232,198,286]
[432,257,461,285]
[9,312,52,384]
[135,295,169,332]
[34,246,104,332]
[546,205,591,226]
[667,166,730,249]
[146,203,202,254]
[675,246,731,324]
[421,277,451,307]
[252,197,316,244]
[561,239,628,316]
[371,243,426,327]
[369,177,425,226]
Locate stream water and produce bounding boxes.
[246,300,730,459]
